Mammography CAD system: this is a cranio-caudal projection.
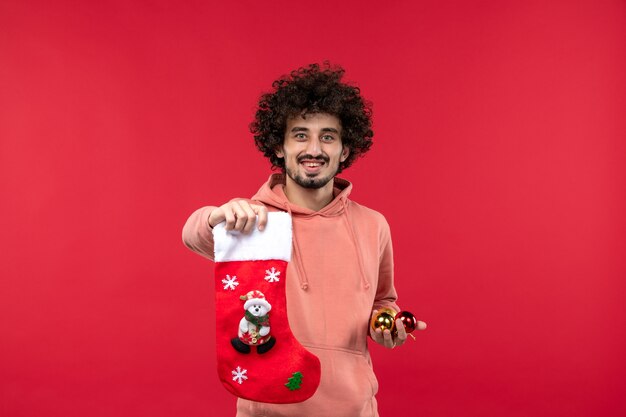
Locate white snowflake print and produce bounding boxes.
[231,366,248,384]
[221,275,239,291]
[264,267,280,283]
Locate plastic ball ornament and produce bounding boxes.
[370,308,397,332]
[394,310,417,334]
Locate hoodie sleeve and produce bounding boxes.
[182,206,217,261]
[372,221,401,313]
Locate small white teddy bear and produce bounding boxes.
[231,290,276,354]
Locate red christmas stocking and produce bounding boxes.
[212,212,321,403]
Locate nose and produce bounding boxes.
[305,136,322,156]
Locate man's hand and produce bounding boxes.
[369,309,427,349]
[208,200,268,233]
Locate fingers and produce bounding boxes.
[416,320,427,331]
[371,328,383,345]
[254,205,268,231]
[238,201,257,234]
[394,319,407,347]
[382,329,395,349]
[215,200,268,233]
[222,205,237,230]
[371,328,395,349]
[231,201,248,231]
[208,207,226,228]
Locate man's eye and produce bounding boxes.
[322,135,334,142]
[295,133,306,139]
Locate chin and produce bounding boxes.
[288,170,334,190]
[298,177,331,189]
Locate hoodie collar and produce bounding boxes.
[252,173,352,217]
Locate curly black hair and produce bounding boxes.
[250,62,373,173]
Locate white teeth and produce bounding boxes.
[303,162,321,167]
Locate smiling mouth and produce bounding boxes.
[300,160,326,174]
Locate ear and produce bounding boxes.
[275,147,284,158]
[340,146,350,162]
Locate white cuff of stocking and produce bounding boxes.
[212,211,292,262]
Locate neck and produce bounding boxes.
[283,176,335,211]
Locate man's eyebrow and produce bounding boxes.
[289,126,340,133]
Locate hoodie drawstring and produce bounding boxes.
[341,199,371,290]
[284,203,310,291]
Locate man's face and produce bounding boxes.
[276,113,349,190]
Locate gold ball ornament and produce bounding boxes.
[370,308,397,332]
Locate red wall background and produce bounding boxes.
[1,1,625,416]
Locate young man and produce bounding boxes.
[182,63,425,416]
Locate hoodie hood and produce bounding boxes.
[251,173,352,216]
[251,173,370,292]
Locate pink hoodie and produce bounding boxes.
[182,174,400,417]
